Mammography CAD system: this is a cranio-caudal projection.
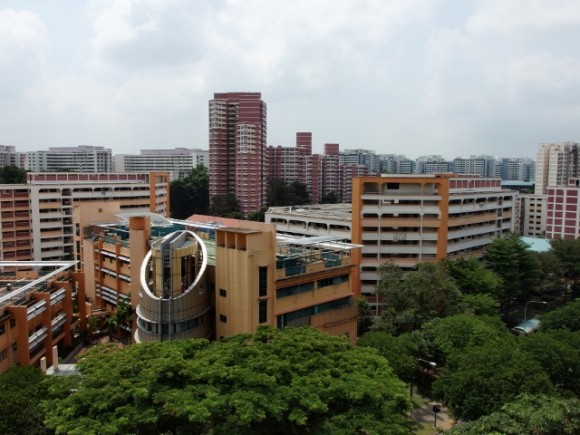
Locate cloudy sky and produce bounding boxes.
[1,0,579,159]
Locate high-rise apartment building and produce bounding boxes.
[0,172,170,263]
[25,146,113,173]
[209,92,268,214]
[545,178,580,239]
[535,142,579,194]
[114,148,209,181]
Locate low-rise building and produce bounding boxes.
[81,213,359,344]
[0,261,85,374]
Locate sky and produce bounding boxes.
[1,1,579,159]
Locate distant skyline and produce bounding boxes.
[1,1,579,159]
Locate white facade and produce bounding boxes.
[24,146,113,173]
[2,172,171,262]
[535,142,578,195]
[517,194,546,237]
[114,148,209,181]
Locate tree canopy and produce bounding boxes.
[0,366,49,435]
[0,165,27,184]
[209,192,240,217]
[449,394,580,435]
[357,331,418,383]
[482,233,540,304]
[423,314,510,365]
[432,340,554,421]
[444,257,502,297]
[375,262,462,333]
[267,179,310,206]
[169,165,209,219]
[43,327,412,435]
[541,299,580,332]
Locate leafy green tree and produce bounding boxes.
[433,341,554,421]
[356,296,374,336]
[44,327,412,435]
[549,238,580,284]
[358,331,417,383]
[320,191,338,204]
[541,299,580,332]
[209,192,240,217]
[267,179,310,206]
[169,165,209,219]
[376,262,462,333]
[483,233,540,305]
[444,257,502,297]
[247,207,267,222]
[536,250,565,293]
[520,331,580,395]
[425,314,510,365]
[449,394,580,435]
[0,165,27,184]
[0,366,49,435]
[458,293,500,316]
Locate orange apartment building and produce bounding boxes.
[351,174,516,307]
[0,172,170,263]
[0,261,86,374]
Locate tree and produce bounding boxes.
[483,233,540,305]
[358,331,417,383]
[541,299,580,332]
[209,192,240,217]
[432,341,554,421]
[247,207,267,222]
[267,179,310,206]
[170,165,209,219]
[444,257,502,297]
[44,327,412,435]
[320,191,338,204]
[458,293,500,316]
[425,314,510,365]
[376,262,462,334]
[107,299,133,342]
[549,239,580,284]
[0,366,49,435]
[0,165,27,184]
[536,250,565,293]
[356,296,374,336]
[449,394,580,435]
[520,331,580,395]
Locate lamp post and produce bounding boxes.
[524,300,548,322]
[410,358,437,397]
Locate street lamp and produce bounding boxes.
[410,358,437,397]
[524,300,548,322]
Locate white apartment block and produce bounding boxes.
[24,146,113,173]
[114,148,209,181]
[0,172,170,262]
[535,142,579,195]
[517,194,546,238]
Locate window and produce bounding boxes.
[259,300,267,324]
[0,349,7,361]
[0,324,4,335]
[219,288,227,297]
[220,314,227,323]
[258,266,268,297]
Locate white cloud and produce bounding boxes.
[0,9,46,98]
[467,0,580,34]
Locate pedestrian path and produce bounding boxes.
[411,394,455,432]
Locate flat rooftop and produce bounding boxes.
[0,261,77,309]
[267,204,352,221]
